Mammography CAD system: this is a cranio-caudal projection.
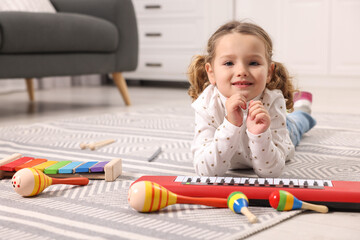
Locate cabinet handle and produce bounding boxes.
[145,63,162,67]
[145,33,162,37]
[144,5,161,9]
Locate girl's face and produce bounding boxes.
[206,33,273,100]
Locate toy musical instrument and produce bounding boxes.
[133,175,360,211]
[128,181,228,212]
[269,190,328,213]
[80,139,116,150]
[89,139,116,150]
[227,192,258,223]
[0,153,122,182]
[12,168,89,197]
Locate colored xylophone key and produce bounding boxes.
[0,157,110,175]
[0,157,34,171]
[90,161,109,172]
[15,158,47,171]
[44,161,72,174]
[58,161,83,174]
[75,161,99,173]
[33,161,58,172]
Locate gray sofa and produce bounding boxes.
[0,0,138,105]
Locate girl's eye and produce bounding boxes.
[250,61,259,66]
[224,61,234,66]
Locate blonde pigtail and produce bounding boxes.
[267,62,297,112]
[187,55,210,102]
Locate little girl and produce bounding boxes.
[188,21,316,178]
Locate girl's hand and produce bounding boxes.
[246,100,271,134]
[225,93,247,127]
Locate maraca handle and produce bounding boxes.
[241,207,258,223]
[52,177,89,186]
[177,195,228,208]
[301,202,329,213]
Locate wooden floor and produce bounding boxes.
[0,82,359,239]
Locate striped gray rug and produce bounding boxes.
[1,107,359,240]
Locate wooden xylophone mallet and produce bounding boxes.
[128,181,228,212]
[12,168,89,197]
[80,139,116,150]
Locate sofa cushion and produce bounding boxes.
[0,12,118,53]
[0,0,56,13]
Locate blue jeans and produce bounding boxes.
[286,111,316,146]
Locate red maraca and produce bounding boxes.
[12,168,89,197]
[269,190,328,213]
[128,181,228,212]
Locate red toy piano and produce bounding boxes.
[134,175,360,211]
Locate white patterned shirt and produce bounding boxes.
[191,85,295,177]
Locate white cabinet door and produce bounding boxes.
[330,0,360,76]
[281,0,329,75]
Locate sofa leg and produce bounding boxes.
[25,78,35,102]
[112,72,131,106]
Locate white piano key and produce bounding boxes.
[191,176,200,183]
[265,178,274,185]
[307,179,315,187]
[240,177,249,184]
[248,178,257,185]
[183,176,193,183]
[233,177,241,184]
[215,177,225,184]
[258,178,266,185]
[323,180,333,187]
[289,179,299,186]
[298,179,308,186]
[208,177,217,183]
[224,177,233,184]
[282,179,290,186]
[273,178,282,185]
[315,180,324,187]
[200,176,209,183]
[175,176,185,182]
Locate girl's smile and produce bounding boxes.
[231,80,253,88]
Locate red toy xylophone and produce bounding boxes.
[0,153,122,182]
[134,175,360,211]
